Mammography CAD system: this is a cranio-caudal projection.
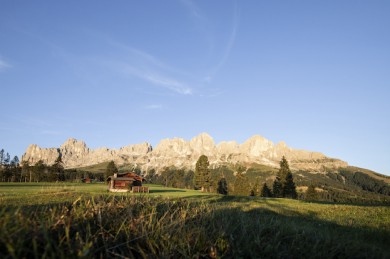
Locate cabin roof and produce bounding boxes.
[111,177,135,181]
[117,172,145,181]
[106,172,145,182]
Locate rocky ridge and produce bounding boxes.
[22,133,348,172]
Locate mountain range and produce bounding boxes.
[22,133,348,172]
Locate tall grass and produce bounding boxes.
[1,195,389,258]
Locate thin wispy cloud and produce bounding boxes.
[121,63,193,95]
[144,73,192,95]
[179,0,206,20]
[0,58,12,71]
[34,3,238,98]
[107,40,191,78]
[106,16,239,97]
[104,38,195,95]
[179,0,240,85]
[108,41,170,71]
[208,1,240,80]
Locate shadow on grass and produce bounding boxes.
[300,199,390,207]
[191,193,390,207]
[193,205,390,258]
[1,195,389,258]
[183,194,274,203]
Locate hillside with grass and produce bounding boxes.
[143,162,390,204]
[0,183,389,258]
[63,158,390,204]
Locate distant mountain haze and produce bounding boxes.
[22,133,348,172]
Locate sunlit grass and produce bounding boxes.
[0,183,212,206]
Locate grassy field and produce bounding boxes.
[0,183,389,258]
[0,183,211,206]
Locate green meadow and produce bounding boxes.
[0,183,210,206]
[0,183,389,258]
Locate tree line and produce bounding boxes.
[0,148,106,182]
[147,155,360,202]
[183,155,298,199]
[3,147,387,204]
[0,148,21,182]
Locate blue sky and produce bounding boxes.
[1,1,389,175]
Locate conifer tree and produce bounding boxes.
[278,156,297,199]
[4,152,10,165]
[10,156,20,182]
[33,160,46,182]
[250,178,260,196]
[283,171,298,199]
[194,155,211,191]
[278,156,290,186]
[217,177,228,195]
[10,156,19,167]
[272,176,283,198]
[105,160,118,180]
[0,149,4,165]
[21,161,30,182]
[52,149,65,181]
[260,183,272,197]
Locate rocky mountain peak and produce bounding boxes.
[60,138,89,158]
[217,141,240,154]
[119,142,153,154]
[61,138,87,149]
[22,133,348,171]
[240,135,274,157]
[154,138,189,155]
[190,133,215,149]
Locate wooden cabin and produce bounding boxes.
[82,178,91,183]
[106,172,147,192]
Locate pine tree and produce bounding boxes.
[250,178,260,196]
[10,156,19,167]
[194,155,210,191]
[4,152,10,165]
[272,176,283,198]
[52,149,65,181]
[283,171,297,199]
[33,160,46,182]
[305,184,318,201]
[217,177,228,195]
[278,156,297,199]
[10,156,20,182]
[0,149,4,165]
[105,160,118,180]
[260,183,272,197]
[278,156,290,186]
[21,161,30,182]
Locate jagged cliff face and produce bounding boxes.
[22,138,152,169]
[22,133,348,172]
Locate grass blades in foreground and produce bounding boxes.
[0,183,389,258]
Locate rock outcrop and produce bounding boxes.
[21,133,348,172]
[22,138,152,169]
